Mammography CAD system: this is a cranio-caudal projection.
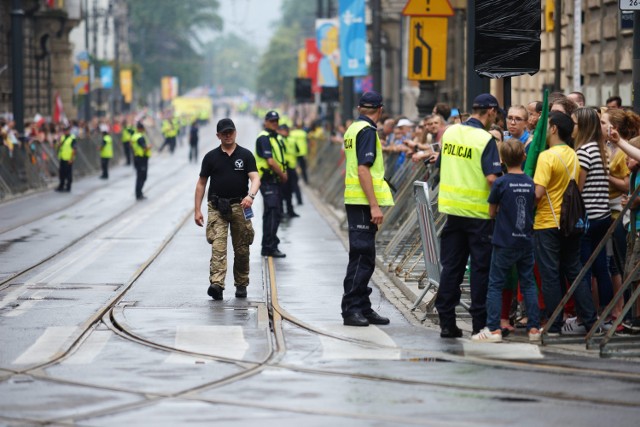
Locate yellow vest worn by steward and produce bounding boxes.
[121,126,134,143]
[438,123,492,219]
[255,130,286,179]
[101,134,114,159]
[282,135,298,169]
[161,120,177,138]
[58,134,76,161]
[289,129,308,157]
[131,132,152,158]
[343,120,394,206]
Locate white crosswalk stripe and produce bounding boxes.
[164,325,249,363]
[12,326,77,365]
[318,324,401,360]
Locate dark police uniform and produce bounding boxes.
[131,127,151,200]
[341,91,395,327]
[255,119,287,257]
[56,131,77,192]
[435,101,502,336]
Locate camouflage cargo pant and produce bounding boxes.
[206,201,255,289]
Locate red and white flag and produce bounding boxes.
[53,92,66,124]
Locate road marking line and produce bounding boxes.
[318,323,401,360]
[164,325,249,363]
[12,326,77,365]
[60,330,112,365]
[462,342,543,360]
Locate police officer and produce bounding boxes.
[189,119,199,163]
[160,114,177,154]
[56,124,77,192]
[121,117,134,165]
[277,124,300,218]
[341,91,395,327]
[195,118,261,300]
[99,124,113,179]
[255,111,288,257]
[131,122,151,200]
[435,93,502,338]
[289,122,309,196]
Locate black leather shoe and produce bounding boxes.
[235,286,247,298]
[343,312,369,327]
[364,311,390,325]
[262,249,286,258]
[207,284,223,300]
[440,325,463,338]
[288,212,300,218]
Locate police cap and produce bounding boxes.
[472,93,501,109]
[358,91,383,109]
[265,111,279,121]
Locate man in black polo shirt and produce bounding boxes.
[195,118,261,300]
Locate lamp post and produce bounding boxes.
[11,0,25,134]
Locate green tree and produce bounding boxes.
[126,0,223,98]
[256,0,316,101]
[203,34,259,96]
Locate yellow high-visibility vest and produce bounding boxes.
[282,135,298,169]
[131,132,151,158]
[438,123,493,219]
[101,134,113,159]
[58,134,75,161]
[255,130,286,179]
[289,129,308,156]
[343,120,394,206]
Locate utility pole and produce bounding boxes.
[634,11,640,113]
[466,0,489,113]
[371,0,382,92]
[113,0,121,116]
[554,0,562,91]
[84,0,91,121]
[10,0,25,135]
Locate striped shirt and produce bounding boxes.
[576,141,611,220]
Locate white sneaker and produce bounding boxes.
[561,320,587,335]
[528,329,542,342]
[471,327,502,343]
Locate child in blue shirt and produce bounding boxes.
[472,138,541,343]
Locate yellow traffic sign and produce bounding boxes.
[407,17,448,81]
[402,0,454,17]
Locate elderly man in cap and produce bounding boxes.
[195,118,260,300]
[435,93,503,338]
[56,123,77,192]
[255,110,288,258]
[341,91,395,327]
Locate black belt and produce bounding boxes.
[211,195,243,204]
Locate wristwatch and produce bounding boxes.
[248,193,256,199]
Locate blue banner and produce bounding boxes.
[339,0,367,77]
[100,66,113,89]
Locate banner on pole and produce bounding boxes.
[316,18,340,87]
[339,0,367,77]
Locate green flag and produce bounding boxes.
[523,89,549,177]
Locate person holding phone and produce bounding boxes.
[194,118,261,301]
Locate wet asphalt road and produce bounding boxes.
[1,115,639,426]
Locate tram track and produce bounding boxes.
[0,155,194,292]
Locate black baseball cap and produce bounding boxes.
[217,118,236,133]
[278,124,289,130]
[472,93,501,109]
[265,111,279,121]
[358,91,383,108]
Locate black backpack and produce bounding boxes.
[546,151,589,237]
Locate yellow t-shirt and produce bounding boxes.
[608,146,630,200]
[533,145,581,230]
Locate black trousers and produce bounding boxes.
[100,158,110,178]
[435,215,493,333]
[281,167,300,214]
[123,142,132,165]
[260,181,282,253]
[134,157,148,198]
[189,142,198,163]
[342,204,377,317]
[58,160,72,190]
[297,157,308,184]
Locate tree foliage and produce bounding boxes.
[203,34,259,96]
[126,0,223,98]
[255,0,316,101]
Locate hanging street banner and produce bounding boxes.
[306,38,321,94]
[100,66,113,89]
[298,48,308,78]
[316,18,340,87]
[120,69,133,103]
[161,76,179,101]
[73,51,90,95]
[339,0,367,77]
